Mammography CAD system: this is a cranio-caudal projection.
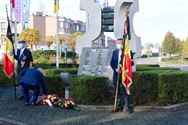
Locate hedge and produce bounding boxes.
[1,63,188,106]
[33,50,77,59]
[0,64,67,96]
[32,50,78,64]
[70,70,188,105]
[136,64,180,71]
[131,71,159,105]
[0,64,18,85]
[136,66,180,71]
[132,70,188,105]
[44,68,78,76]
[71,76,113,105]
[45,75,67,96]
[136,64,160,68]
[158,72,188,105]
[34,63,79,69]
[32,50,56,63]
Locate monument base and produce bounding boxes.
[78,47,114,81]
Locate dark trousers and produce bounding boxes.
[113,75,131,111]
[20,83,40,104]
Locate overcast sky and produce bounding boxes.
[0,0,188,46]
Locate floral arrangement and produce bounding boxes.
[37,94,80,111]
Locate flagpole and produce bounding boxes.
[14,9,18,99]
[113,71,120,111]
[6,4,17,99]
[10,1,13,29]
[56,0,59,68]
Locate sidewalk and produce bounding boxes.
[0,87,188,125]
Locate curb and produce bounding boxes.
[0,102,187,125]
[0,117,27,125]
[78,101,188,112]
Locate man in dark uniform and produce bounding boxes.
[14,40,33,74]
[110,38,131,113]
[19,67,47,105]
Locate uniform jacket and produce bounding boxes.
[110,49,121,79]
[14,48,33,68]
[19,68,47,95]
[110,49,134,78]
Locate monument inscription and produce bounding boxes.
[78,48,113,77]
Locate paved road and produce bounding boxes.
[160,64,188,71]
[137,57,188,71]
[0,87,188,125]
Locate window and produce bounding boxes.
[81,26,86,32]
[73,24,76,31]
[68,23,71,29]
[1,35,5,44]
[76,24,80,31]
[70,23,74,30]
[63,21,71,29]
[1,22,6,33]
[59,21,64,28]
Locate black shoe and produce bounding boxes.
[122,108,133,114]
[112,108,121,112]
[127,109,133,114]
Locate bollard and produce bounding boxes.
[65,87,70,99]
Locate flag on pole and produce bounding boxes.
[14,0,21,23]
[122,16,132,95]
[3,12,15,78]
[54,0,60,13]
[22,0,30,29]
[10,0,15,9]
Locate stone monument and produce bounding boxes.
[77,47,113,78]
[76,0,141,77]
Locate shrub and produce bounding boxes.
[136,64,160,68]
[0,64,18,85]
[71,76,113,104]
[32,50,56,63]
[1,63,188,106]
[131,71,159,105]
[45,75,67,96]
[158,72,188,105]
[33,50,77,64]
[44,68,78,76]
[131,70,188,105]
[33,50,56,59]
[136,66,180,71]
[62,51,77,58]
[34,63,79,69]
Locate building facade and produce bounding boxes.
[0,12,86,46]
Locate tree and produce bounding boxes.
[154,43,162,53]
[65,32,84,62]
[59,34,66,57]
[45,36,56,50]
[175,38,183,55]
[182,38,188,58]
[145,43,154,50]
[45,35,66,59]
[162,32,177,56]
[65,32,84,51]
[18,28,40,50]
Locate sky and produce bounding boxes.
[0,0,188,46]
